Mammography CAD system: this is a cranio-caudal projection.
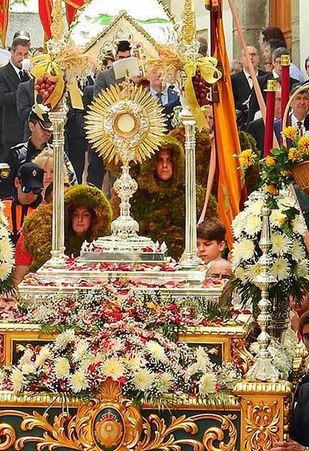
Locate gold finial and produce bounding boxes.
[50,0,65,43]
[281,54,291,66]
[180,0,196,45]
[266,79,278,92]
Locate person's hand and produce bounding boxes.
[271,439,305,450]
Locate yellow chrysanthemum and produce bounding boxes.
[238,149,257,169]
[102,357,124,379]
[298,136,309,154]
[282,126,297,140]
[265,156,276,167]
[288,147,303,162]
[70,370,88,393]
[265,184,278,195]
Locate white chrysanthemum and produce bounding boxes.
[291,240,306,263]
[54,357,71,379]
[277,195,297,210]
[270,209,286,227]
[246,263,262,281]
[10,368,24,392]
[234,266,248,283]
[126,355,146,371]
[54,330,75,350]
[246,198,264,216]
[232,211,248,239]
[35,346,50,367]
[102,357,125,379]
[19,348,34,366]
[72,340,89,362]
[271,232,291,256]
[232,239,255,262]
[21,362,36,375]
[195,347,212,370]
[0,237,14,261]
[155,372,174,393]
[245,216,262,237]
[146,341,167,361]
[296,261,309,278]
[270,258,290,280]
[0,262,12,281]
[132,369,154,391]
[199,373,217,396]
[0,369,5,385]
[70,370,88,393]
[292,216,307,235]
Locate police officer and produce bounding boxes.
[2,161,44,245]
[2,104,76,198]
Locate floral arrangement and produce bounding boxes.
[0,325,240,404]
[0,202,14,295]
[239,127,309,194]
[230,189,309,310]
[16,284,241,339]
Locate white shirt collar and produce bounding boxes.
[10,61,22,77]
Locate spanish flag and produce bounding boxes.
[38,0,53,40]
[65,0,85,26]
[209,1,246,247]
[0,0,9,47]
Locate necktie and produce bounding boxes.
[297,121,304,137]
[156,92,163,104]
[19,70,25,81]
[248,75,253,89]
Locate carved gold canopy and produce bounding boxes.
[83,10,167,61]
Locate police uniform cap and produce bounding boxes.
[17,162,44,190]
[29,104,53,131]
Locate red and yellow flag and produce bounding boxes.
[0,0,9,48]
[209,1,246,247]
[65,0,85,26]
[38,0,53,40]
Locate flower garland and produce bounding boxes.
[230,189,309,310]
[0,325,240,404]
[0,201,14,295]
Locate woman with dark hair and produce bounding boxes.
[13,185,113,283]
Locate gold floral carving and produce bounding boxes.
[179,0,196,45]
[137,413,237,451]
[0,423,16,450]
[0,335,5,365]
[230,338,254,374]
[244,400,280,450]
[12,379,142,451]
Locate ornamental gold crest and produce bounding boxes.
[78,379,142,451]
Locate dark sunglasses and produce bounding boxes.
[21,185,42,195]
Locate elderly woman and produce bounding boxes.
[13,184,112,284]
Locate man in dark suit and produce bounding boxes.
[0,37,30,162]
[232,46,266,129]
[94,41,131,97]
[271,311,309,450]
[247,88,282,153]
[247,47,299,124]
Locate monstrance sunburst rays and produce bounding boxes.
[85,82,167,164]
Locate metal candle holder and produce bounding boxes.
[246,202,279,382]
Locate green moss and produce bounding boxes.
[23,185,113,270]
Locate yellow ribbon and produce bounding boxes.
[184,57,222,131]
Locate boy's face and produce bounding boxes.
[197,238,225,263]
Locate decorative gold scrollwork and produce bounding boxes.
[12,379,142,451]
[230,338,254,374]
[0,423,16,450]
[137,413,237,451]
[244,400,280,451]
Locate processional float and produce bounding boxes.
[0,0,299,450]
